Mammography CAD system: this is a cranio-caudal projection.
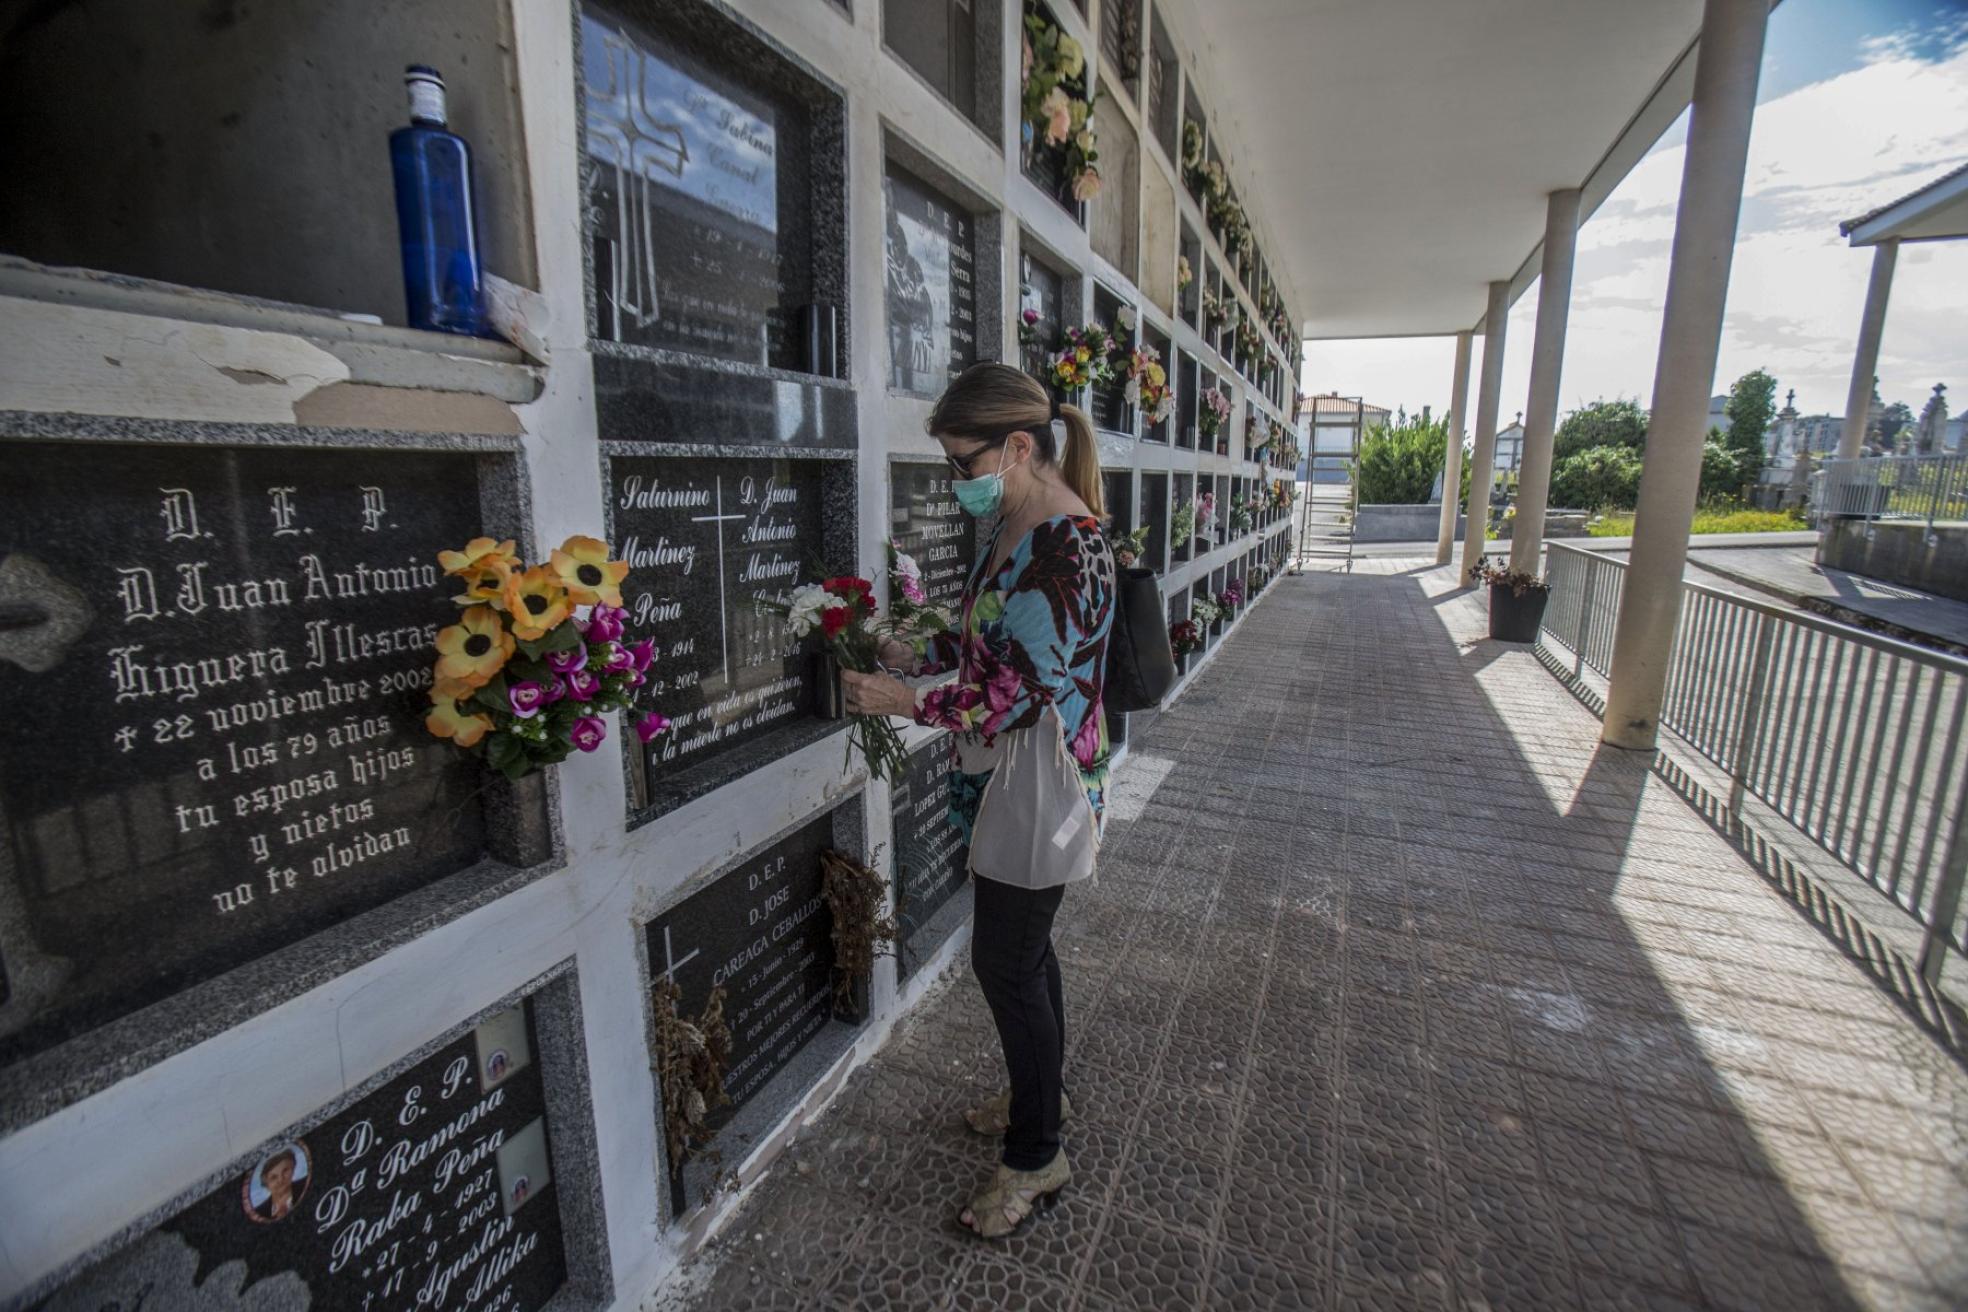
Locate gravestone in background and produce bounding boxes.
[1139,471,1168,573]
[889,741,968,978]
[884,162,978,396]
[1018,252,1063,386]
[608,456,825,797]
[37,1000,568,1311]
[582,8,812,370]
[0,443,528,1068]
[1103,470,1134,539]
[889,463,977,610]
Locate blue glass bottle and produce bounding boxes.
[389,66,486,336]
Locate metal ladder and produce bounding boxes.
[1293,396,1362,573]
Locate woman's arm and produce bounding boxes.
[914,519,1100,741]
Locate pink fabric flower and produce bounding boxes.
[547,644,587,674]
[1041,88,1072,146]
[563,669,600,703]
[635,711,670,743]
[1072,167,1102,202]
[585,606,624,643]
[507,681,547,719]
[626,637,656,672]
[571,716,607,752]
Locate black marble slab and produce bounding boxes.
[889,740,968,979]
[0,442,537,1069]
[1018,251,1065,386]
[1139,470,1168,574]
[592,353,856,451]
[884,161,979,396]
[889,462,977,610]
[35,998,569,1312]
[607,456,827,797]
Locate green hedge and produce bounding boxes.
[1355,417,1462,505]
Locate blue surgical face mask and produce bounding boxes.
[952,446,1025,517]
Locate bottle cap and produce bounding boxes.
[404,65,447,125]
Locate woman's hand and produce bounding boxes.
[875,637,916,673]
[841,668,918,718]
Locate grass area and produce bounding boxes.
[1588,507,1806,537]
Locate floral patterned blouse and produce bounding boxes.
[913,515,1116,884]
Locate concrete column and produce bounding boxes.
[1436,330,1473,565]
[1508,188,1582,574]
[1458,281,1511,580]
[1602,0,1768,751]
[1837,239,1898,459]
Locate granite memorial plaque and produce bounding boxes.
[1018,252,1064,385]
[889,742,968,979]
[646,811,837,1127]
[1089,285,1130,432]
[583,8,808,369]
[884,162,978,395]
[0,443,521,1067]
[889,462,977,610]
[609,456,825,798]
[1139,471,1168,572]
[1102,470,1134,540]
[36,1000,568,1312]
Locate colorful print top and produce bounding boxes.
[913,515,1116,873]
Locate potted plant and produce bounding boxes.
[1469,556,1551,643]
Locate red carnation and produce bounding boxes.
[820,605,853,639]
[825,576,874,609]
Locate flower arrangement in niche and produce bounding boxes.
[1195,491,1217,543]
[1201,290,1230,333]
[1190,595,1222,628]
[1169,498,1196,547]
[1230,496,1254,535]
[1049,321,1119,392]
[1199,387,1232,439]
[1125,345,1173,423]
[886,541,953,643]
[1017,302,1044,349]
[1218,581,1244,614]
[758,576,911,782]
[1169,618,1203,657]
[1111,523,1152,568]
[1021,11,1101,202]
[425,536,669,779]
[1180,119,1204,175]
[1235,317,1264,365]
[1176,255,1193,291]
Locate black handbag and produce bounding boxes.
[1104,564,1178,713]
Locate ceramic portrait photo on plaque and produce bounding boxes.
[884,161,978,396]
[0,441,547,1071]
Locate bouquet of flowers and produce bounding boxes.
[1177,255,1193,291]
[1169,499,1196,546]
[1124,345,1173,424]
[1249,565,1269,594]
[1230,497,1254,534]
[1111,523,1152,568]
[1180,119,1204,175]
[1049,321,1119,392]
[759,575,912,782]
[1169,618,1203,657]
[425,536,669,780]
[1196,491,1217,542]
[1199,387,1232,439]
[1235,317,1263,364]
[1218,581,1244,614]
[1190,596,1223,628]
[1022,14,1102,201]
[1201,290,1229,332]
[1017,304,1045,348]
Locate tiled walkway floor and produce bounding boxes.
[663,560,1968,1311]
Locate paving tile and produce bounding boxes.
[1208,1242,1332,1312]
[1079,1209,1210,1311]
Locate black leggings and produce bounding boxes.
[970,875,1068,1170]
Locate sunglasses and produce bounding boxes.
[944,430,1021,479]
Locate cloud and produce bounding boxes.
[1307,19,1968,423]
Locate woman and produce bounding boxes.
[842,362,1115,1240]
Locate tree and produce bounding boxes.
[1700,430,1752,502]
[1550,444,1644,511]
[1553,399,1649,461]
[1721,368,1776,483]
[1355,415,1458,505]
[1878,401,1914,448]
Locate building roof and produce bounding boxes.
[1840,160,1968,246]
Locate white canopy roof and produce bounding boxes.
[1841,162,1968,246]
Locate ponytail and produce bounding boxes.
[929,363,1107,516]
[1056,402,1104,516]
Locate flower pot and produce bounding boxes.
[1487,583,1550,643]
[814,650,845,719]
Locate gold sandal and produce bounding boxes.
[957,1150,1071,1240]
[962,1088,1075,1135]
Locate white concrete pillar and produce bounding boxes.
[1436,330,1473,565]
[1509,188,1582,574]
[1458,281,1511,580]
[1837,239,1898,459]
[1603,0,1768,751]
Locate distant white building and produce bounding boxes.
[1493,414,1525,478]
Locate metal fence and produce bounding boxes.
[1819,452,1968,540]
[1539,542,1968,984]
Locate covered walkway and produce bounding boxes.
[663,564,1968,1312]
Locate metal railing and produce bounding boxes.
[1819,452,1968,541]
[1539,542,1968,984]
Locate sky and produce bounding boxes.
[1299,0,1968,429]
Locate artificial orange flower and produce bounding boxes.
[434,605,513,687]
[548,535,630,608]
[426,693,493,749]
[437,537,518,578]
[503,566,572,641]
[453,557,514,608]
[429,675,478,706]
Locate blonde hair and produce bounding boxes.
[928,362,1104,516]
